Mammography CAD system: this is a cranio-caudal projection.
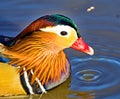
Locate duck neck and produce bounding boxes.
[19,50,70,94]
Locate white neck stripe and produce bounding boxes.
[23,68,34,94]
[30,70,47,93]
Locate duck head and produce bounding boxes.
[2,14,94,86]
[14,14,94,55]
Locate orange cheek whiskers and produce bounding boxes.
[1,33,68,85]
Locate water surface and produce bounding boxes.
[0,0,120,99]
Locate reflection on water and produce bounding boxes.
[0,78,95,99]
[0,0,120,99]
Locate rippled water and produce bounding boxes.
[70,57,120,98]
[0,0,120,99]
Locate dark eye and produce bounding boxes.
[60,31,68,36]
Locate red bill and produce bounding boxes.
[71,37,94,55]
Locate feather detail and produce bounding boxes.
[1,32,68,85]
[14,18,54,41]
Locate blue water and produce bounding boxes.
[0,0,120,99]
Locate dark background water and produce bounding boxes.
[0,0,120,99]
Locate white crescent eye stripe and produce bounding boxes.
[40,25,76,37]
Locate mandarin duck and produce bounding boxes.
[0,14,94,96]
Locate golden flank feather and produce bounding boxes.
[0,63,26,96]
[1,32,68,85]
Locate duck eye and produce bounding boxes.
[60,31,68,36]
